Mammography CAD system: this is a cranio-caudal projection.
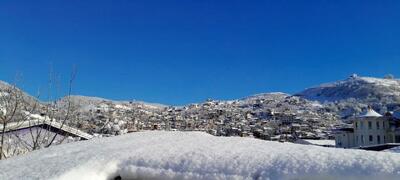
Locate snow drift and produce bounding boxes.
[1,131,400,180]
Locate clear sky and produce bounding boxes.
[1,0,400,105]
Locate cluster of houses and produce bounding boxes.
[80,98,400,152]
[72,97,337,144]
[12,94,400,158]
[5,96,400,159]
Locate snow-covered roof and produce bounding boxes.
[1,120,93,140]
[295,139,336,146]
[1,131,400,180]
[1,111,93,140]
[359,107,382,118]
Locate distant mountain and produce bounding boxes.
[56,95,167,112]
[296,75,400,103]
[3,74,400,134]
[296,74,400,118]
[0,80,40,108]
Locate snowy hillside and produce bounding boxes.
[296,75,400,118]
[3,75,400,147]
[297,75,400,103]
[0,80,39,105]
[1,131,400,180]
[0,80,42,120]
[0,80,11,89]
[241,92,290,101]
[57,95,166,111]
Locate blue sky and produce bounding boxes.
[1,0,400,105]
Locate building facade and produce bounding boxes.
[335,107,400,149]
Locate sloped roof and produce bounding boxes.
[1,120,93,140]
[359,107,382,118]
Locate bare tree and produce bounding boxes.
[0,76,30,159]
[0,83,18,159]
[25,67,78,151]
[46,68,77,147]
[0,67,80,159]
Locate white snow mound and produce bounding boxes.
[1,131,400,180]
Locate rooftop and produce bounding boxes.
[359,107,382,118]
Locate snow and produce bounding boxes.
[360,77,399,87]
[385,146,400,153]
[359,108,382,118]
[295,139,336,146]
[0,111,93,140]
[263,92,289,96]
[310,101,323,108]
[316,76,399,89]
[0,105,6,116]
[115,104,130,110]
[0,80,11,89]
[1,132,400,180]
[297,75,400,102]
[0,92,9,97]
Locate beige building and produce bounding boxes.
[335,107,400,149]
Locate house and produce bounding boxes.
[1,119,93,158]
[334,106,400,149]
[333,127,354,148]
[2,119,93,140]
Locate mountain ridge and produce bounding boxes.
[2,74,400,121]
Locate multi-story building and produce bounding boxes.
[335,106,400,149]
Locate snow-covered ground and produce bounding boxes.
[385,146,400,153]
[1,131,400,180]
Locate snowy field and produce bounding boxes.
[1,132,400,180]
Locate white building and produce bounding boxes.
[335,106,400,149]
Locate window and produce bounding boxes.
[355,122,358,129]
[384,136,386,143]
[369,135,373,142]
[383,121,385,129]
[360,122,364,129]
[376,121,380,130]
[368,121,372,130]
[396,136,400,143]
[377,135,381,144]
[361,135,364,145]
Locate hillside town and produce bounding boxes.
[68,93,339,143]
[3,75,400,159]
[2,1,400,178]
